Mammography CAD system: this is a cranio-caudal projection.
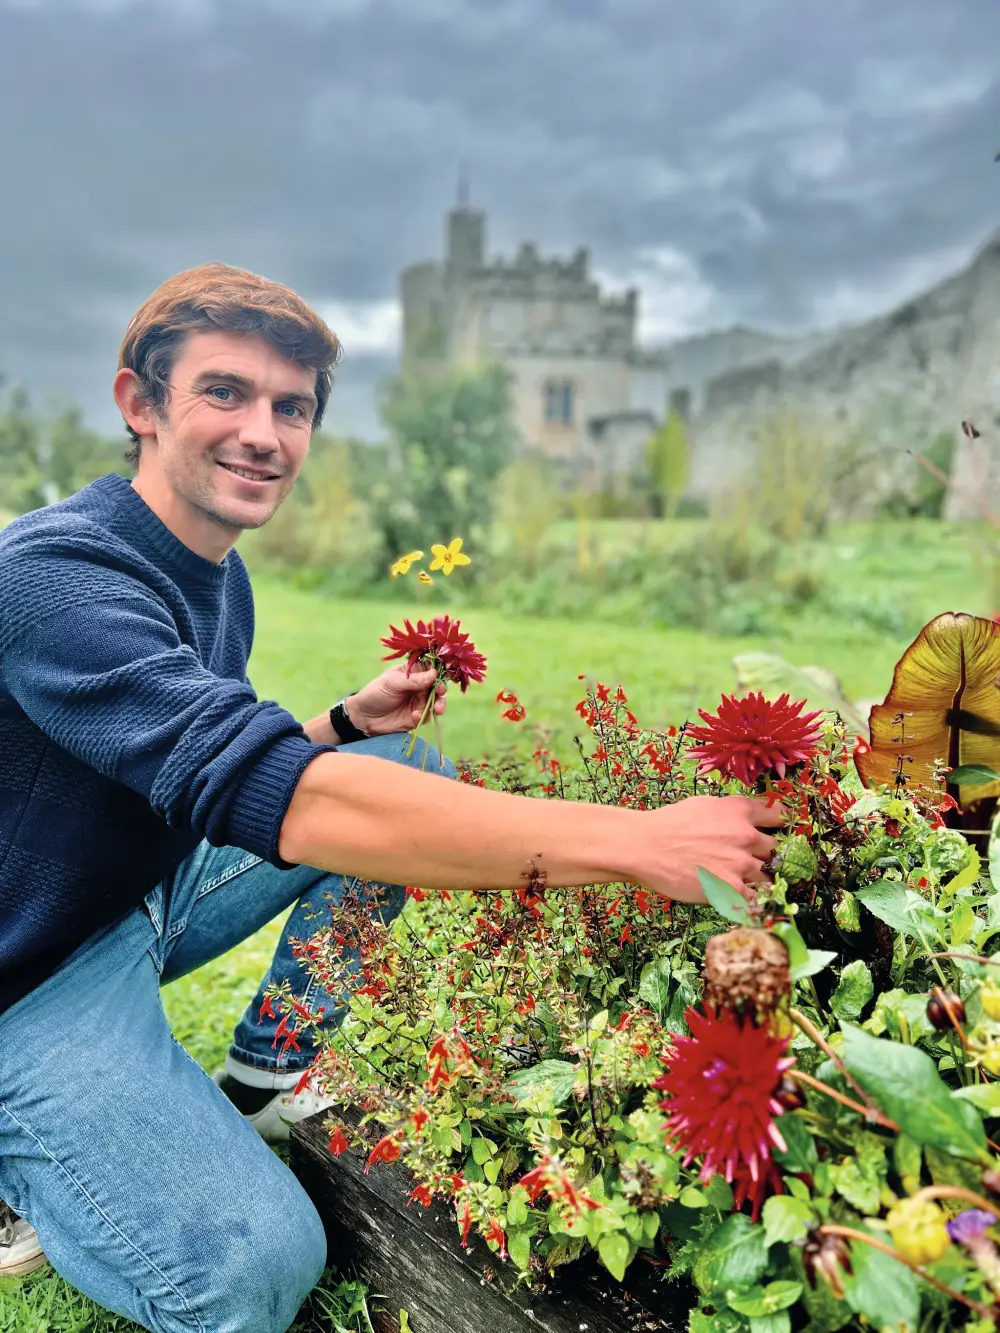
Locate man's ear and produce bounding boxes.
[113,368,159,441]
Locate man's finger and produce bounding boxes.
[730,795,788,827]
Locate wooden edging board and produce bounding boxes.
[290,1110,693,1333]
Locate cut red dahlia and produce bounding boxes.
[686,691,824,786]
[381,615,487,693]
[654,1006,794,1205]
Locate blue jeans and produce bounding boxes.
[0,732,454,1333]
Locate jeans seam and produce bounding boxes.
[0,1100,207,1333]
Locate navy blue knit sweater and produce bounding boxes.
[0,473,333,1015]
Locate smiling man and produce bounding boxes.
[0,263,782,1333]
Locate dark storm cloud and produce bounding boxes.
[1,0,998,438]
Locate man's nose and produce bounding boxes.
[237,396,281,451]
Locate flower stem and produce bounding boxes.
[789,1007,875,1108]
[789,1069,900,1131]
[817,1224,993,1317]
[911,1184,999,1214]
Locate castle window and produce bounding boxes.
[543,379,574,424]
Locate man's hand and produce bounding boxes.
[348,665,446,736]
[643,795,786,903]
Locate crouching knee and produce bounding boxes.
[180,1193,327,1333]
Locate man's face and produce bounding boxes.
[145,329,317,537]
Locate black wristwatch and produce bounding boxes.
[329,694,370,745]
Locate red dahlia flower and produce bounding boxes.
[381,615,487,693]
[686,691,824,785]
[655,1006,793,1211]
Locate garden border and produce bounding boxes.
[290,1109,694,1333]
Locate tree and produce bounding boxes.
[644,410,690,518]
[370,362,518,578]
[0,380,125,515]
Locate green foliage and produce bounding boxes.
[368,362,517,577]
[0,381,127,514]
[644,409,690,518]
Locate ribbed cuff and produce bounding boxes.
[224,735,337,868]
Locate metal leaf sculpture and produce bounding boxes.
[855,612,1000,802]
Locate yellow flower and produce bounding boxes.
[418,571,433,585]
[429,538,471,577]
[981,979,1000,1021]
[886,1199,951,1266]
[390,550,424,578]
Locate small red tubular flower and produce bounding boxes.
[364,1133,402,1174]
[655,1007,793,1204]
[381,616,487,692]
[485,1216,508,1260]
[407,1182,434,1208]
[328,1126,349,1156]
[686,692,824,786]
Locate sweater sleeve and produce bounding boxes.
[0,584,333,868]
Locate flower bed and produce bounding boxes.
[279,611,1000,1332]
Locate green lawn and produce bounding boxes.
[5,516,984,1331]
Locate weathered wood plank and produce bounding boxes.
[290,1110,693,1333]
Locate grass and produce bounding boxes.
[6,516,984,1330]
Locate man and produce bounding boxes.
[0,263,782,1333]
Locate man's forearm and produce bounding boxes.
[278,752,639,890]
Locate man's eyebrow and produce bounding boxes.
[191,369,318,411]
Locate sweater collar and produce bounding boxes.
[94,473,233,586]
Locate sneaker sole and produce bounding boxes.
[0,1250,49,1278]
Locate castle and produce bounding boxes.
[400,199,670,487]
[400,201,1000,516]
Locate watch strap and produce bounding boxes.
[329,695,370,745]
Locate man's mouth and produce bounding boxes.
[216,462,281,483]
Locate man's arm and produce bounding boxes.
[278,752,783,901]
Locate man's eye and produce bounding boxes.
[209,386,233,401]
[278,402,303,418]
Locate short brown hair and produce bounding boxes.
[117,262,342,464]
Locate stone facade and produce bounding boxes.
[400,205,669,485]
[400,203,1000,514]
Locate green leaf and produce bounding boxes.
[748,1316,790,1333]
[829,1131,888,1213]
[693,1215,768,1298]
[507,1230,531,1271]
[504,1060,577,1109]
[638,957,672,1016]
[705,1175,735,1211]
[772,1113,817,1174]
[762,1195,815,1246]
[679,1185,709,1208]
[855,880,938,940]
[697,867,753,924]
[990,806,1000,893]
[945,856,983,894]
[843,1229,919,1331]
[506,1190,529,1227]
[793,949,838,979]
[471,1137,495,1165]
[598,1232,630,1282]
[949,764,1000,786]
[728,1281,803,1316]
[953,897,977,946]
[841,1025,990,1163]
[829,960,874,1023]
[955,1082,1000,1114]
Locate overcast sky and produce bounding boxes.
[2,0,999,442]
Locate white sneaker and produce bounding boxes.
[0,1200,48,1277]
[212,1065,337,1145]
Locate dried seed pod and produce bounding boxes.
[703,927,791,1016]
[802,1229,852,1299]
[927,989,966,1032]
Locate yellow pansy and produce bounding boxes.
[418,571,434,584]
[390,550,424,578]
[429,538,471,576]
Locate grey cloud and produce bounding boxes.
[0,0,998,437]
